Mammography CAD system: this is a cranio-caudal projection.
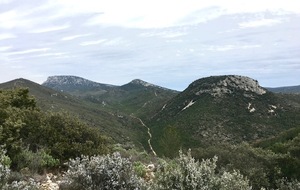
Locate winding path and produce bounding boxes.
[131,115,157,156]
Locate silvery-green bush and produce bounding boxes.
[62,150,254,190]
[0,148,11,188]
[0,148,39,190]
[3,178,39,190]
[275,178,300,190]
[61,152,147,190]
[151,149,252,190]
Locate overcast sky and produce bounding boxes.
[0,0,299,90]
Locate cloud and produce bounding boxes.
[6,48,50,55]
[33,52,69,58]
[30,24,70,33]
[80,39,107,46]
[0,0,299,89]
[61,33,92,41]
[0,9,34,29]
[0,33,16,40]
[54,0,300,28]
[0,46,12,51]
[204,44,262,52]
[239,19,282,28]
[140,31,187,38]
[0,0,15,4]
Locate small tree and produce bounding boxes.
[158,125,182,158]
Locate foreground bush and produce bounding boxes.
[62,150,253,190]
[0,148,10,188]
[0,147,39,189]
[61,152,145,190]
[152,149,252,190]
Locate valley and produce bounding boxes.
[2,75,300,153]
[1,74,300,189]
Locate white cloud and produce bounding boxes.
[61,34,92,41]
[0,33,16,40]
[80,39,107,46]
[239,19,282,28]
[6,48,50,55]
[0,10,34,29]
[0,46,12,51]
[205,44,262,52]
[0,0,299,89]
[0,0,15,4]
[102,38,130,47]
[30,24,70,33]
[140,31,187,38]
[52,0,300,28]
[34,52,69,57]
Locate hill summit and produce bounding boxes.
[190,75,266,97]
[149,75,299,155]
[42,75,114,92]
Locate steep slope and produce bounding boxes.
[107,79,178,119]
[42,76,178,120]
[0,79,148,147]
[149,75,300,155]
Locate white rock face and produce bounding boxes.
[196,75,266,97]
[40,173,59,190]
[43,75,113,88]
[182,100,196,111]
[131,79,154,87]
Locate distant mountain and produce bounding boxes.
[42,75,115,96]
[42,76,178,119]
[3,76,300,157]
[148,75,300,155]
[267,85,300,94]
[121,79,175,92]
[0,78,148,147]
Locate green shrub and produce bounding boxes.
[0,148,11,188]
[0,147,39,189]
[275,178,300,190]
[61,152,146,190]
[15,148,59,173]
[152,149,252,190]
[133,161,147,178]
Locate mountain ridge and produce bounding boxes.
[148,75,300,156]
[42,75,178,120]
[2,75,300,157]
[42,75,176,92]
[0,78,148,148]
[41,75,300,93]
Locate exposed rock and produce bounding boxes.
[131,79,154,87]
[182,100,196,111]
[247,103,256,113]
[40,173,60,190]
[145,164,155,182]
[195,75,266,97]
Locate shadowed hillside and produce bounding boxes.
[0,78,148,148]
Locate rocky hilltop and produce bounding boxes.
[42,75,178,120]
[149,75,299,155]
[190,75,266,97]
[42,75,114,92]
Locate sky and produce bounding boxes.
[0,0,299,90]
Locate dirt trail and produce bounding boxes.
[131,115,157,156]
